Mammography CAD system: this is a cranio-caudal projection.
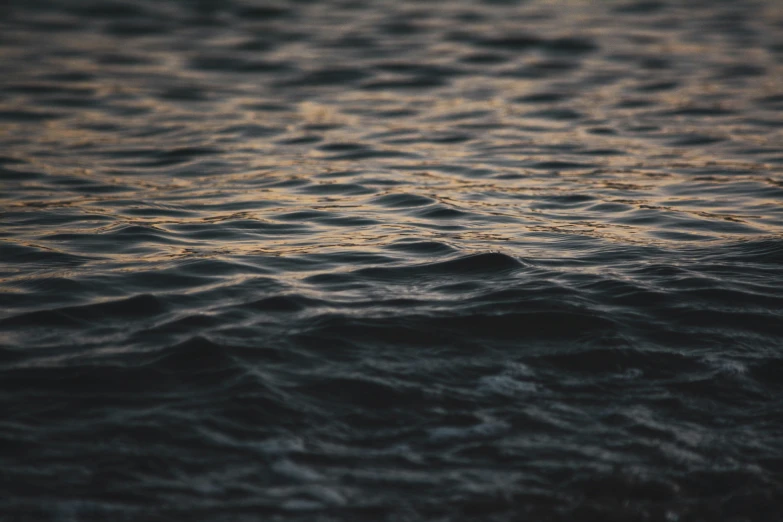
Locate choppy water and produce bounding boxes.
[1,0,783,520]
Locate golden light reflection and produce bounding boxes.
[0,0,781,292]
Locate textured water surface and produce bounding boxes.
[2,0,783,520]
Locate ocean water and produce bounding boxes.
[1,0,783,520]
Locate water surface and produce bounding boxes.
[1,1,783,520]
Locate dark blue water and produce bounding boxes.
[1,1,783,520]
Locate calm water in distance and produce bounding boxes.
[1,0,783,520]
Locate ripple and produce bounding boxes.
[2,0,783,519]
[1,294,165,328]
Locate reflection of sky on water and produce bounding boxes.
[1,1,783,519]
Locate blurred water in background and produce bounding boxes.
[1,1,783,520]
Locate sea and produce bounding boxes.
[1,1,782,520]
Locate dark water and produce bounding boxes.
[2,0,783,520]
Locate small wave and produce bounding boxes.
[0,294,165,328]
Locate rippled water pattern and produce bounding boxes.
[2,0,783,520]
